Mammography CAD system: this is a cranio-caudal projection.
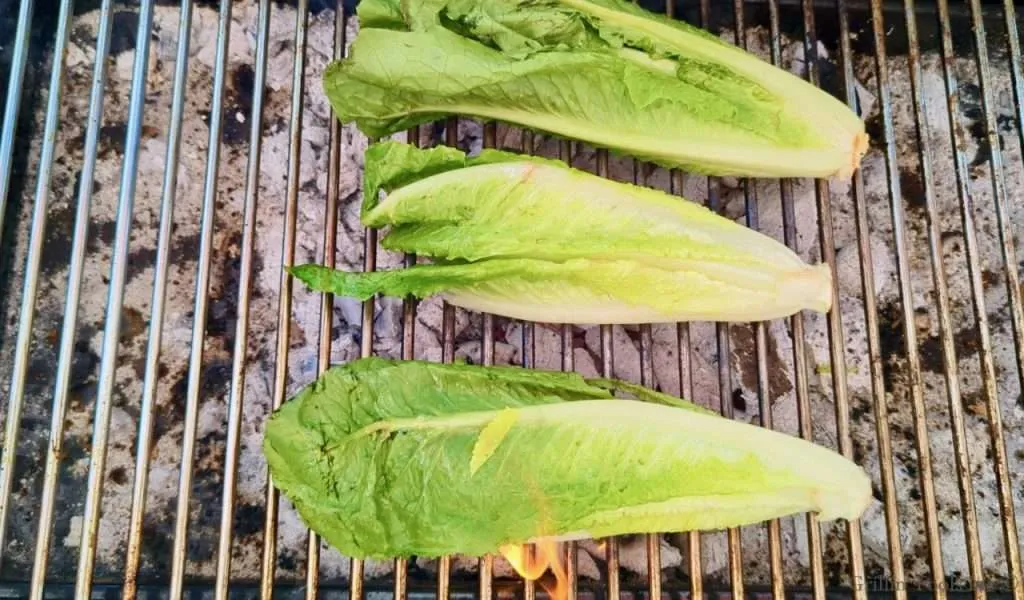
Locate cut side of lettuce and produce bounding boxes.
[290,141,834,325]
[324,0,869,179]
[262,357,873,559]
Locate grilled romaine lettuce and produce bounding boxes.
[263,357,873,559]
[290,141,834,325]
[323,0,868,179]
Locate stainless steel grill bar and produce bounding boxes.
[865,0,953,594]
[396,121,417,600]
[517,127,536,597]
[764,1,830,595]
[873,0,956,593]
[0,0,74,569]
[665,5,702,587]
[669,173,703,598]
[350,195,376,600]
[0,0,34,246]
[692,3,744,592]
[934,1,1023,593]
[169,0,233,593]
[548,134,577,600]
[288,5,345,597]
[730,3,786,594]
[222,2,305,598]
[802,2,867,597]
[962,2,1024,591]
[249,2,277,598]
[710,178,745,597]
[639,316,660,600]
[1003,1,1024,402]
[589,148,620,600]
[1004,0,1024,198]
[479,120,497,600]
[768,8,828,591]
[75,0,156,593]
[284,3,344,598]
[431,118,461,600]
[630,89,660,599]
[838,0,907,595]
[1001,12,1024,589]
[884,0,987,596]
[783,193,826,600]
[122,2,196,595]
[219,0,269,596]
[20,0,113,592]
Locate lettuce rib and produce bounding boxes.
[324,0,868,179]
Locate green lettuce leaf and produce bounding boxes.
[292,141,833,325]
[361,139,565,218]
[355,0,404,29]
[290,255,831,325]
[263,358,873,559]
[325,0,868,178]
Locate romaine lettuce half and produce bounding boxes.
[262,357,873,559]
[291,141,834,325]
[322,0,869,179]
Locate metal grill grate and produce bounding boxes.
[0,0,1023,598]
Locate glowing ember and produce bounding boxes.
[499,541,568,600]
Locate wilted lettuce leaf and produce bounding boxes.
[326,0,868,178]
[291,141,834,325]
[263,358,873,559]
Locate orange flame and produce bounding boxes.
[499,541,568,600]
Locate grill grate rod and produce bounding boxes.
[843,0,910,596]
[665,4,703,590]
[893,0,993,595]
[121,0,197,595]
[693,1,746,593]
[670,186,703,599]
[1003,2,1024,419]
[224,1,308,598]
[934,0,1024,593]
[27,0,115,595]
[245,0,275,595]
[589,148,621,600]
[0,0,74,571]
[962,0,1024,591]
[764,0,829,595]
[222,0,272,595]
[801,1,870,597]
[0,0,34,248]
[772,6,828,586]
[999,0,1024,591]
[518,128,538,600]
[557,137,578,600]
[74,0,156,593]
[866,0,954,595]
[431,116,463,600]
[394,120,421,600]
[168,0,233,594]
[479,120,498,600]
[729,2,789,594]
[620,6,663,597]
[275,0,348,596]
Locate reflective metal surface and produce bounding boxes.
[0,0,1022,598]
